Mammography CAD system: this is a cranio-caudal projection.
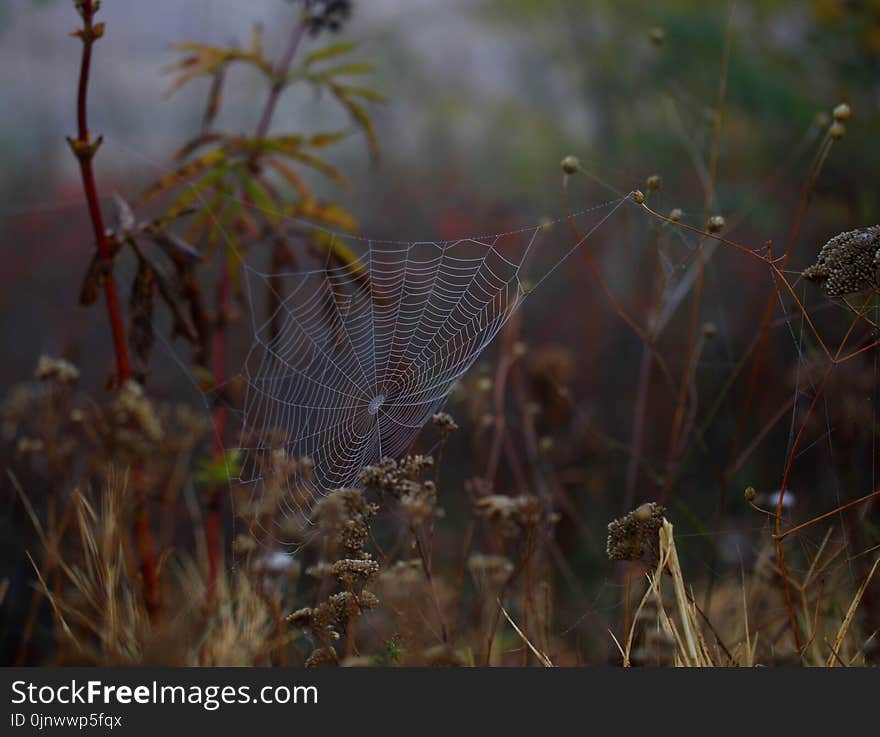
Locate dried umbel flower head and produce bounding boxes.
[360,455,438,526]
[467,553,514,588]
[829,121,846,140]
[112,380,163,442]
[359,455,434,496]
[312,488,378,556]
[35,355,80,384]
[473,494,547,538]
[431,412,459,435]
[632,190,646,205]
[331,557,379,588]
[561,155,580,175]
[802,226,880,296]
[668,208,683,222]
[606,502,666,568]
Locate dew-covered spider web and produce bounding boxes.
[240,240,522,490]
[234,203,625,545]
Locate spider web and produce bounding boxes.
[234,211,622,544]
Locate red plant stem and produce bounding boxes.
[206,266,230,604]
[133,494,161,623]
[71,1,131,384]
[70,1,161,624]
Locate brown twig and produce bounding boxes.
[775,488,880,543]
[254,15,309,141]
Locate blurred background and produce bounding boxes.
[2,0,879,665]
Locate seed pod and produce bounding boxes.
[561,155,580,175]
[832,103,851,121]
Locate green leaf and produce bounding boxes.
[165,164,228,220]
[308,130,351,147]
[304,40,358,66]
[332,85,386,103]
[281,150,348,189]
[234,167,281,224]
[196,449,242,484]
[310,62,374,80]
[139,148,227,205]
[329,85,380,159]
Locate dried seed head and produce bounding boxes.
[561,155,580,175]
[646,174,662,191]
[802,226,880,296]
[832,103,851,122]
[632,190,646,205]
[707,215,725,233]
[35,355,80,384]
[431,412,459,434]
[829,121,846,140]
[669,208,683,222]
[702,322,717,338]
[744,486,757,503]
[467,553,514,587]
[607,502,666,567]
[649,26,666,46]
[113,380,163,441]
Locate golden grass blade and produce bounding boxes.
[826,556,880,667]
[498,600,553,667]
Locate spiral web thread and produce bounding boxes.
[233,202,625,545]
